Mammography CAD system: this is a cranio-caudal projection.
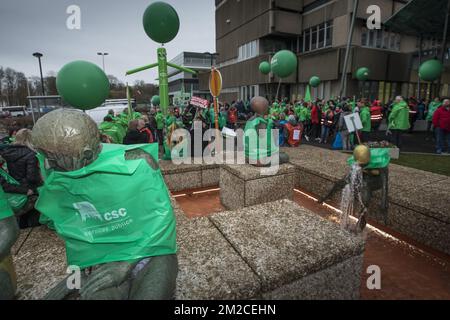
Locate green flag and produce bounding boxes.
[304,85,312,103]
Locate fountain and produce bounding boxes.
[320,145,390,233]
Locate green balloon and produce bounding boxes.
[151,95,160,106]
[56,61,109,110]
[143,2,180,44]
[356,67,370,81]
[419,59,443,82]
[271,50,298,78]
[259,61,271,75]
[309,76,321,88]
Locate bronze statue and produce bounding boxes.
[244,97,289,166]
[0,203,19,300]
[32,109,177,300]
[319,145,389,232]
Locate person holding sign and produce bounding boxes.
[284,115,303,147]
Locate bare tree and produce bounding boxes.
[0,67,4,107]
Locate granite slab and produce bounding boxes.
[223,163,296,181]
[388,178,450,223]
[201,168,220,188]
[164,170,203,192]
[387,202,450,255]
[210,200,365,294]
[175,211,261,300]
[262,255,363,300]
[220,165,295,210]
[14,226,67,300]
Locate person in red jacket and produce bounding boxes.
[432,99,450,154]
[284,115,303,147]
[310,103,321,141]
[138,119,154,143]
[228,105,238,129]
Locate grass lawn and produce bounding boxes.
[392,154,450,177]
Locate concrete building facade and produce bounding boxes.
[199,0,450,103]
[168,52,216,104]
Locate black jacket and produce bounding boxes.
[123,130,148,145]
[0,145,42,194]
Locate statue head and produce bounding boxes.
[353,145,371,166]
[32,109,101,172]
[251,96,269,116]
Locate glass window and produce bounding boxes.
[311,27,318,50]
[376,30,382,48]
[361,27,368,46]
[305,30,311,52]
[318,23,325,48]
[326,23,333,47]
[382,32,390,49]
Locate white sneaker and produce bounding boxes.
[305,135,310,142]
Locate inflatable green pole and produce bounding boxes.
[158,47,169,116]
[125,2,199,117]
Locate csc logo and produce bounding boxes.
[104,208,127,221]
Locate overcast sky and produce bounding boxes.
[0,0,215,84]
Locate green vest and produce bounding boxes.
[388,101,410,130]
[155,112,165,129]
[36,143,176,269]
[244,117,279,161]
[426,102,442,121]
[99,122,124,144]
[0,186,14,220]
[360,107,372,132]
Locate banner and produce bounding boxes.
[190,96,209,109]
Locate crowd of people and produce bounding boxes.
[0,94,449,229]
[95,94,450,155]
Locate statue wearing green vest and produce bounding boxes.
[32,109,177,300]
[244,97,289,167]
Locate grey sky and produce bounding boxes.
[0,0,215,84]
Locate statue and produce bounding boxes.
[244,96,289,167]
[319,145,389,233]
[32,109,177,300]
[0,186,19,300]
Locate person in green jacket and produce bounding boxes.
[426,97,442,132]
[359,102,372,142]
[387,96,410,148]
[99,116,124,144]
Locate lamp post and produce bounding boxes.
[32,52,45,118]
[97,52,109,73]
[32,52,45,96]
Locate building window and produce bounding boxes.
[361,27,401,51]
[238,40,259,62]
[302,20,333,53]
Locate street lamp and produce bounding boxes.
[203,52,219,68]
[97,52,109,73]
[32,52,45,96]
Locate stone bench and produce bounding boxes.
[174,201,261,300]
[283,146,450,256]
[12,198,261,300]
[160,160,220,192]
[13,197,365,300]
[220,163,295,210]
[209,200,365,299]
